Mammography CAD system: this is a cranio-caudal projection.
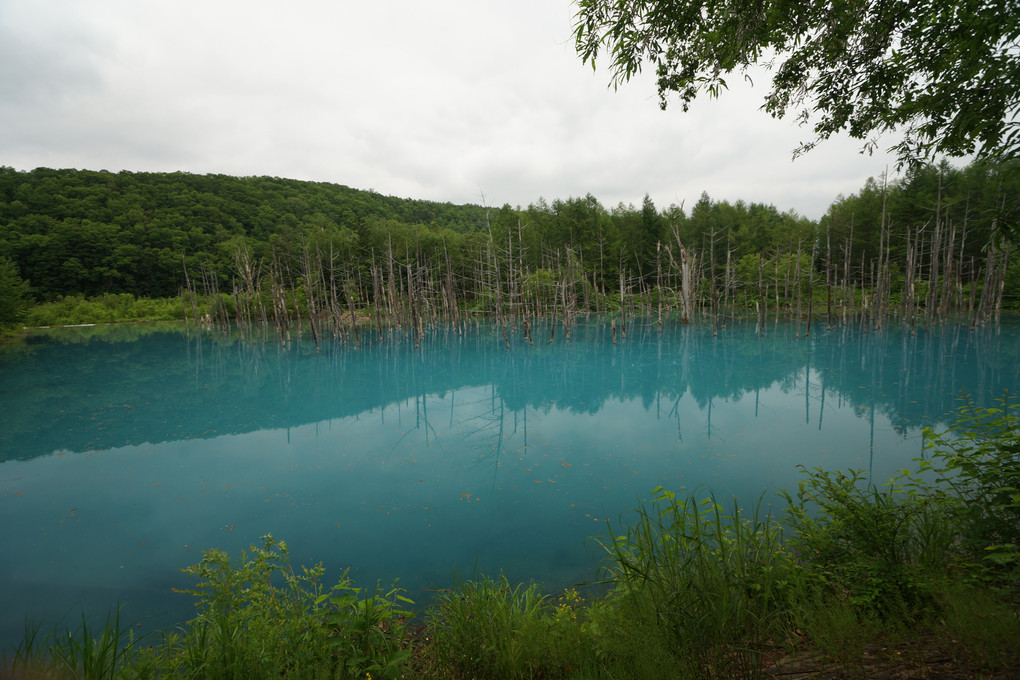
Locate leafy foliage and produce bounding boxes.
[0,256,33,330]
[781,466,954,616]
[157,535,413,679]
[23,293,184,326]
[0,167,490,301]
[573,0,1020,167]
[920,396,1020,575]
[777,397,1020,667]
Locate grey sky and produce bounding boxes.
[0,0,903,220]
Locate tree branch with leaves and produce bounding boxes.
[573,0,1020,167]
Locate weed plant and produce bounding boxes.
[4,535,414,680]
[920,397,1020,579]
[938,582,1020,671]
[424,573,594,679]
[162,535,413,679]
[779,395,1020,670]
[5,610,135,680]
[591,488,791,679]
[780,465,952,619]
[4,401,1019,679]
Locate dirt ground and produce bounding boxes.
[762,633,1019,680]
[402,624,1019,679]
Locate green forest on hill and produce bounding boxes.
[0,160,1018,331]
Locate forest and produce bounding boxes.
[0,160,1018,334]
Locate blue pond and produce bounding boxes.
[1,318,1018,649]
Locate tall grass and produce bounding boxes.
[422,574,591,680]
[5,610,135,680]
[591,488,791,679]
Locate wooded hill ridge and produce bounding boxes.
[0,167,488,300]
[0,161,1017,320]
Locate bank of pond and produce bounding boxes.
[5,403,1019,680]
[10,281,1020,342]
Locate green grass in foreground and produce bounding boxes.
[4,399,1019,680]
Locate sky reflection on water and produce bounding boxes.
[1,318,1017,649]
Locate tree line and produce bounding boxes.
[0,160,1017,333]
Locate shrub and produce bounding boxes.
[156,534,413,679]
[780,466,956,619]
[920,396,1020,581]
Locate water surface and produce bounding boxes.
[1,318,1017,649]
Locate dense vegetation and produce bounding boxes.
[574,0,1020,172]
[4,401,1018,679]
[1,160,1018,334]
[0,167,488,301]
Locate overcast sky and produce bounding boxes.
[1,0,904,220]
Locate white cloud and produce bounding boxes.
[0,0,901,220]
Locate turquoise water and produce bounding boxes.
[1,318,1018,649]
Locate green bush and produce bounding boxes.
[156,535,412,679]
[920,397,1020,579]
[778,398,1020,668]
[780,466,954,618]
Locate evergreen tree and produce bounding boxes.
[0,257,32,329]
